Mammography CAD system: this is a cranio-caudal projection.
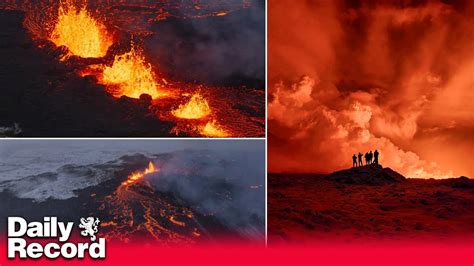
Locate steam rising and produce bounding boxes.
[269,0,474,178]
[147,0,265,88]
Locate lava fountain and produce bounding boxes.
[101,45,162,99]
[50,0,112,58]
[121,161,157,186]
[200,120,229,137]
[172,93,211,119]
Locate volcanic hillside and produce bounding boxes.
[325,164,406,185]
[269,164,474,244]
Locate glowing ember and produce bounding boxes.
[172,93,211,119]
[102,45,161,99]
[50,0,112,58]
[200,120,229,137]
[121,161,157,186]
[169,216,186,227]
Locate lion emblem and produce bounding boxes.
[79,217,100,241]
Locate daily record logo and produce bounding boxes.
[7,217,105,259]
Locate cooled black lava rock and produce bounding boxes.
[325,164,406,185]
[441,176,474,189]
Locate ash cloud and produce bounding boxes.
[269,0,474,178]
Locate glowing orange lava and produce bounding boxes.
[99,160,201,244]
[172,93,211,119]
[200,120,229,137]
[121,161,157,186]
[50,0,112,58]
[100,45,163,99]
[15,0,263,138]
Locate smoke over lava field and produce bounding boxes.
[0,0,264,137]
[268,0,473,178]
[0,140,265,244]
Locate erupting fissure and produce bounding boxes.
[200,120,229,137]
[21,0,261,138]
[101,45,162,99]
[172,93,211,119]
[50,0,112,58]
[121,161,156,186]
[97,161,203,244]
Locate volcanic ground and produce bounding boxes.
[0,1,264,137]
[0,151,265,245]
[268,164,474,244]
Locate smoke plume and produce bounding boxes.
[148,149,265,239]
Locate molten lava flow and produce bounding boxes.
[121,161,156,186]
[97,161,203,244]
[101,45,162,99]
[171,93,211,119]
[50,0,112,58]
[11,0,264,138]
[200,120,229,137]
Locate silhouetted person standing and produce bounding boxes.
[374,149,379,164]
[352,154,357,167]
[368,150,373,164]
[365,152,369,165]
[358,152,363,167]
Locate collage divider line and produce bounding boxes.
[264,0,269,248]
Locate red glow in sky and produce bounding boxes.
[268,0,474,178]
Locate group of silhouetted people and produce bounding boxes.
[352,150,379,167]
